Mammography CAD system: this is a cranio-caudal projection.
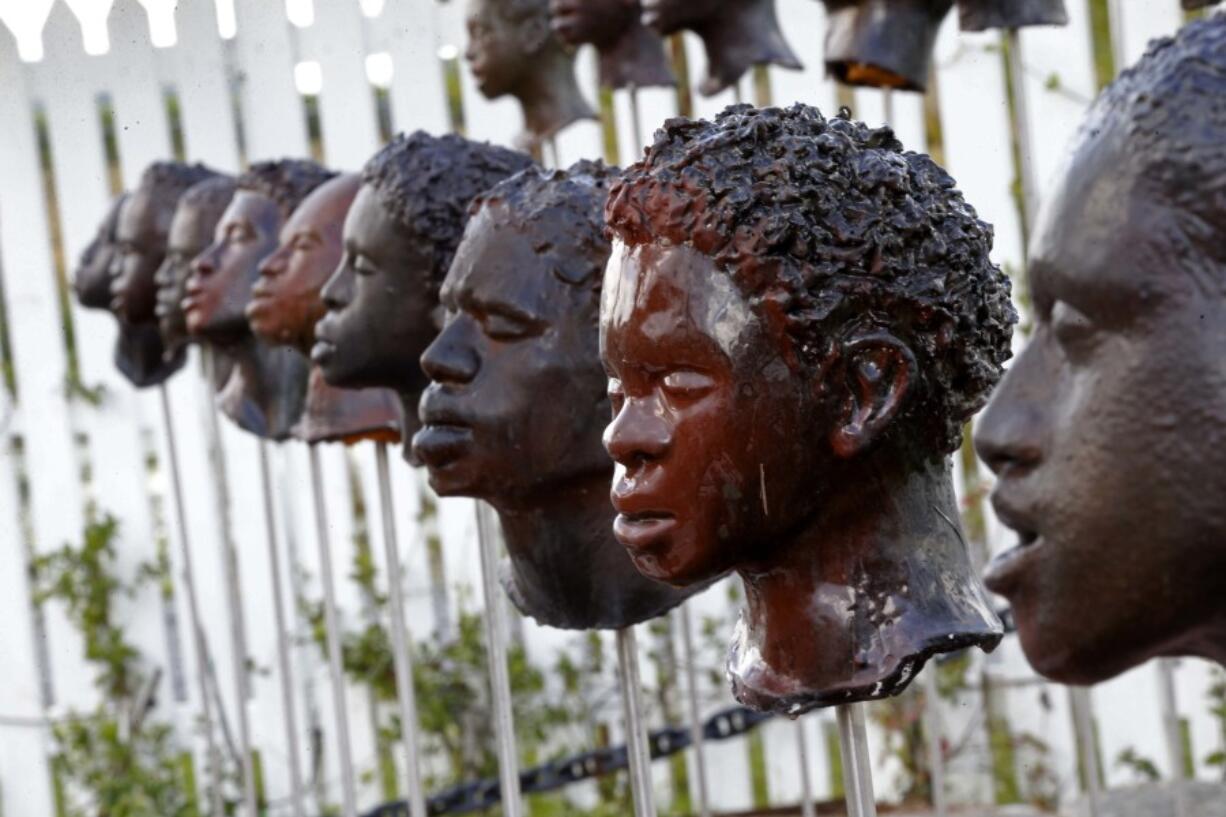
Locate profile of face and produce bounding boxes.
[74,194,127,310]
[313,185,436,392]
[249,175,359,354]
[154,181,234,355]
[186,191,283,343]
[640,0,719,34]
[820,0,953,91]
[549,0,636,48]
[975,19,1226,684]
[466,0,546,99]
[109,186,171,325]
[602,243,824,585]
[415,204,609,500]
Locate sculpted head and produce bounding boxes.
[957,0,1067,31]
[549,0,638,49]
[154,176,236,357]
[249,174,360,355]
[639,0,721,35]
[975,19,1226,684]
[602,104,1015,586]
[186,159,335,345]
[415,161,615,502]
[820,0,953,91]
[110,162,220,326]
[74,193,127,310]
[465,0,556,99]
[314,132,534,401]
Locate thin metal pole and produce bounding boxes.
[307,444,359,817]
[1157,659,1188,817]
[1004,28,1040,231]
[475,500,522,817]
[677,604,711,817]
[922,668,948,817]
[617,626,658,817]
[201,350,259,817]
[627,85,644,160]
[256,441,306,817]
[794,718,816,817]
[1068,686,1102,817]
[374,442,428,817]
[835,704,877,817]
[158,383,226,817]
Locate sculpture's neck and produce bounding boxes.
[295,364,401,445]
[216,332,308,440]
[114,322,184,387]
[692,0,800,96]
[730,454,1001,714]
[495,471,690,630]
[599,21,675,90]
[511,47,596,149]
[395,389,425,461]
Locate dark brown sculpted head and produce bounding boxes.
[186,159,335,439]
[155,176,236,363]
[549,0,675,90]
[314,132,533,455]
[641,0,800,96]
[248,173,400,445]
[957,0,1066,32]
[414,161,697,629]
[74,193,127,310]
[820,0,952,91]
[975,18,1226,684]
[465,0,596,150]
[602,104,1014,713]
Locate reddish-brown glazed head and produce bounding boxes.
[414,160,698,628]
[314,132,533,453]
[548,0,675,89]
[602,104,1013,711]
[155,176,236,358]
[640,0,800,95]
[975,18,1226,684]
[465,0,595,148]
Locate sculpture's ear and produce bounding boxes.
[828,332,916,458]
[520,12,553,53]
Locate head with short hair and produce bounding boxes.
[466,0,562,98]
[111,162,222,324]
[236,159,337,221]
[976,16,1226,685]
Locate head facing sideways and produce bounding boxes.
[415,160,617,502]
[549,0,638,49]
[249,174,360,355]
[975,18,1226,684]
[110,162,220,325]
[313,132,534,398]
[185,159,335,344]
[466,0,557,98]
[74,193,128,310]
[154,176,236,356]
[601,103,1015,586]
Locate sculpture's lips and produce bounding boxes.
[413,423,474,468]
[310,338,336,367]
[611,506,676,552]
[983,492,1044,596]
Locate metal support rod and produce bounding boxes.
[308,444,359,817]
[617,626,658,817]
[1004,28,1041,231]
[1157,659,1188,817]
[257,441,306,817]
[158,383,226,817]
[201,351,260,817]
[794,718,816,817]
[922,667,948,817]
[627,85,644,160]
[475,500,522,817]
[1068,686,1102,817]
[677,604,710,817]
[836,704,878,817]
[374,443,428,817]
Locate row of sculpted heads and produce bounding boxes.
[472,0,1072,148]
[71,12,1226,713]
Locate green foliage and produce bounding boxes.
[1115,747,1161,783]
[1205,668,1226,778]
[35,514,202,817]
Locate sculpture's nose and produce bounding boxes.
[603,395,671,466]
[420,318,479,386]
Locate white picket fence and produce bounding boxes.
[0,1,1222,816]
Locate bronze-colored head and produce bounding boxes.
[415,160,698,629]
[314,132,533,451]
[73,193,127,310]
[640,0,800,95]
[602,104,1013,711]
[975,19,1226,685]
[186,160,336,345]
[549,0,675,89]
[111,162,220,326]
[155,176,235,358]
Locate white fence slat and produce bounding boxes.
[770,0,835,112]
[1115,1,1183,69]
[435,0,522,150]
[372,0,451,137]
[553,44,603,167]
[231,0,309,161]
[611,84,674,166]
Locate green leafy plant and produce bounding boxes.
[1115,747,1161,783]
[1205,667,1226,778]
